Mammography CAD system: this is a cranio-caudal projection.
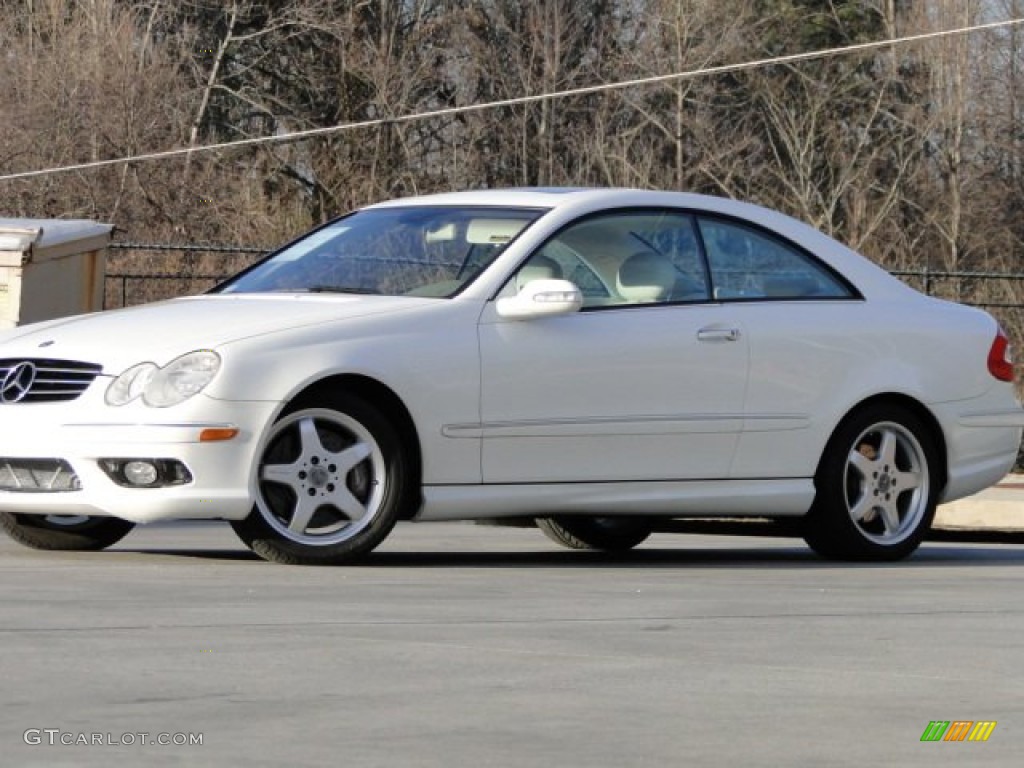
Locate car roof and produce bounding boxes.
[363,186,769,211]
[364,187,612,210]
[362,187,799,225]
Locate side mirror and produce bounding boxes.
[496,279,583,320]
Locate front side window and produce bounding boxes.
[699,218,853,300]
[217,206,546,297]
[507,210,711,308]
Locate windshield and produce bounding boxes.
[216,205,546,297]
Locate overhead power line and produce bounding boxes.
[1,16,1022,183]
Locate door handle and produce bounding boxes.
[697,327,740,342]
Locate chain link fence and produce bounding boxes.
[104,242,267,308]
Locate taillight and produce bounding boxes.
[988,329,1015,382]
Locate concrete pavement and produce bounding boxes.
[1,521,1022,767]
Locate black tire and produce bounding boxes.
[535,516,652,552]
[0,513,135,551]
[231,392,411,565]
[803,404,940,561]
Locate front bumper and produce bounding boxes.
[0,396,278,523]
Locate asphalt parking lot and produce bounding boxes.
[2,521,1022,767]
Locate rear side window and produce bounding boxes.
[698,218,853,300]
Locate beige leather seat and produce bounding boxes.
[616,251,676,303]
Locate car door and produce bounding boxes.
[694,216,864,479]
[476,209,749,484]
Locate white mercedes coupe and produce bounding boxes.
[1,188,1021,564]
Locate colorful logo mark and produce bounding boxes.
[920,721,996,742]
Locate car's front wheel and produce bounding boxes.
[803,404,940,561]
[231,392,410,565]
[535,516,652,552]
[0,513,135,551]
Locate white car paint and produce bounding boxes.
[0,188,1021,562]
[476,300,748,482]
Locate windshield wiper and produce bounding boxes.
[304,285,380,295]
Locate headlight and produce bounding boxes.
[144,351,221,407]
[105,362,158,406]
[106,351,221,408]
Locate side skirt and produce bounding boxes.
[415,478,815,522]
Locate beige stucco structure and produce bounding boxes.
[0,218,112,329]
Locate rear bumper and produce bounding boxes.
[938,403,1024,503]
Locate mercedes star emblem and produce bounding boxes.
[0,362,37,404]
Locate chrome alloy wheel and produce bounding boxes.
[843,421,929,546]
[256,408,386,546]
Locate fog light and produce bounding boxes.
[99,458,193,488]
[123,461,159,486]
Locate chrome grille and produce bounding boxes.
[0,459,81,492]
[0,359,102,403]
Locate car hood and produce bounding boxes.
[0,294,438,371]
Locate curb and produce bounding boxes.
[934,475,1024,532]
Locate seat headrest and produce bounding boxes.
[616,251,675,303]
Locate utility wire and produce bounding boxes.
[1,16,1022,183]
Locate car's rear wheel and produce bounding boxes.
[231,392,410,565]
[803,404,939,561]
[535,516,652,552]
[0,513,135,551]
